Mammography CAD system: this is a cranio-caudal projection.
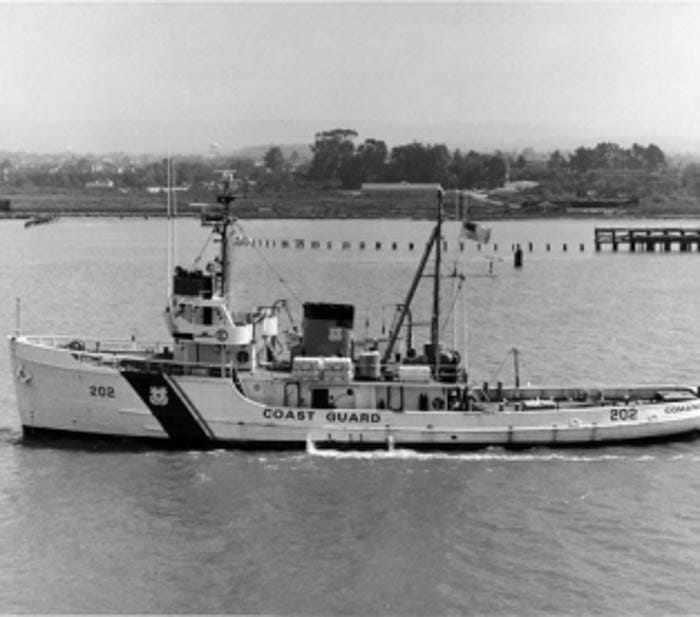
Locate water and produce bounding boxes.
[1,216,700,613]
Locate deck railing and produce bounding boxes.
[21,334,235,378]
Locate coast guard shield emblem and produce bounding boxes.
[149,385,169,407]
[121,371,213,443]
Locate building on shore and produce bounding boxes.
[85,179,114,190]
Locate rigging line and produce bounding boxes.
[486,355,509,385]
[486,349,523,385]
[359,301,396,312]
[438,258,465,336]
[192,228,215,267]
[439,275,465,338]
[234,221,303,304]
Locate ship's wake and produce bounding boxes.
[303,437,687,463]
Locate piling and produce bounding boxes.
[514,245,523,268]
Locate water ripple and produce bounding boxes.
[4,219,700,612]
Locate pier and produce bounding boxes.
[594,227,700,252]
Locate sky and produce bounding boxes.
[3,1,700,155]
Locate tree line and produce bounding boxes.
[304,129,669,191]
[0,130,671,196]
[305,128,509,190]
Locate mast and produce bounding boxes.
[431,189,444,376]
[215,171,236,301]
[172,160,178,277]
[166,157,173,298]
[381,188,444,369]
[220,210,231,299]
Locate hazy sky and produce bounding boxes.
[3,2,700,154]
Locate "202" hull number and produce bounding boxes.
[610,407,637,422]
[89,385,115,399]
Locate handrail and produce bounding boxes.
[20,334,162,352]
[16,335,234,378]
[118,356,235,378]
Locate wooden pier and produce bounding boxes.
[595,227,700,252]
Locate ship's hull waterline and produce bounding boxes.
[11,336,700,449]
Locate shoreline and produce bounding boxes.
[3,190,700,220]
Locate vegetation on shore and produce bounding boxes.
[3,129,700,218]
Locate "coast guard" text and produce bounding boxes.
[262,408,381,424]
[664,402,700,415]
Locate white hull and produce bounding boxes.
[10,335,700,449]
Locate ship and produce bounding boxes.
[8,175,700,449]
